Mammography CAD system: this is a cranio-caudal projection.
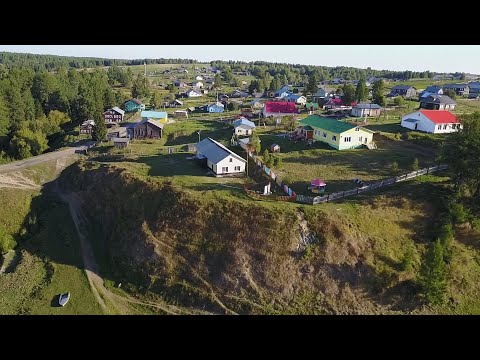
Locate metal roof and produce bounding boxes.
[234,118,256,129]
[354,103,382,110]
[195,137,246,164]
[113,137,129,143]
[111,106,125,115]
[141,111,168,119]
[422,94,456,105]
[403,118,419,123]
[299,115,356,134]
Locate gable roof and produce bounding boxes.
[443,83,468,89]
[305,102,320,109]
[392,85,416,90]
[234,118,256,129]
[111,106,125,115]
[299,115,357,133]
[133,118,165,129]
[419,110,460,124]
[469,81,480,89]
[354,103,381,110]
[422,85,443,94]
[207,102,224,109]
[422,94,456,105]
[129,98,143,105]
[274,85,291,95]
[195,137,246,164]
[141,110,168,119]
[264,101,298,114]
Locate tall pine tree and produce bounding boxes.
[420,239,447,306]
[355,78,368,101]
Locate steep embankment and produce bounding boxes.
[61,161,461,314]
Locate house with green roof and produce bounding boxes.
[298,115,374,150]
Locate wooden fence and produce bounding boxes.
[296,164,448,205]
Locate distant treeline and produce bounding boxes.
[0,52,197,72]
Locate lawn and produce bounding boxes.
[257,133,435,195]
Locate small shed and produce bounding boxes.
[113,137,130,149]
[270,143,280,153]
[174,110,189,118]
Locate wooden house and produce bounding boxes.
[133,119,164,139]
[124,98,144,113]
[104,107,125,124]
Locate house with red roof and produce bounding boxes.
[324,98,358,110]
[401,110,462,134]
[263,101,298,117]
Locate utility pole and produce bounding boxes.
[197,130,201,143]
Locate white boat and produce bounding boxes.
[58,292,71,307]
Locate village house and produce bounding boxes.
[80,119,95,134]
[190,81,204,88]
[419,94,457,111]
[104,107,125,124]
[195,137,247,176]
[250,99,264,110]
[174,80,188,88]
[141,110,168,123]
[231,90,249,98]
[206,102,225,113]
[312,87,330,102]
[401,110,462,134]
[468,82,480,99]
[351,103,382,117]
[185,89,202,98]
[273,85,291,98]
[234,118,256,136]
[285,94,307,105]
[113,137,130,149]
[388,85,417,98]
[298,115,375,150]
[195,75,204,81]
[324,98,357,110]
[133,119,164,139]
[169,99,183,108]
[123,98,145,113]
[107,126,128,141]
[443,83,469,97]
[305,102,320,112]
[263,101,298,117]
[419,85,443,100]
[174,110,188,118]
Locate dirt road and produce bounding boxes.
[0,142,95,174]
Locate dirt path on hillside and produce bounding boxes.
[0,173,41,191]
[54,182,184,315]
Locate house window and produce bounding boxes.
[222,167,229,173]
[438,125,441,130]
[344,137,351,142]
[229,158,233,162]
[359,136,363,142]
[355,127,360,132]
[234,166,241,171]
[443,124,447,130]
[332,135,337,141]
[322,132,327,138]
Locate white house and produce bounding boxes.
[191,81,204,88]
[234,118,256,136]
[195,137,247,176]
[186,89,202,98]
[351,103,382,117]
[195,75,204,81]
[401,110,462,134]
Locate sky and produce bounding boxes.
[0,45,479,74]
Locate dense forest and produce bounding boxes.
[0,65,143,162]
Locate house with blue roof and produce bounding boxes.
[419,85,443,99]
[141,110,168,123]
[285,94,307,105]
[274,85,291,97]
[207,102,225,113]
[234,118,256,136]
[195,137,246,176]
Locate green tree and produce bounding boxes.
[306,73,319,95]
[284,116,297,132]
[0,229,16,254]
[342,84,356,105]
[401,244,415,272]
[213,73,222,89]
[420,239,447,306]
[227,102,239,112]
[372,79,385,105]
[441,112,480,197]
[394,96,405,107]
[132,74,150,99]
[9,126,49,159]
[443,89,457,100]
[412,157,419,171]
[92,113,107,142]
[355,78,368,101]
[150,92,162,109]
[263,149,271,164]
[249,130,261,154]
[438,223,454,262]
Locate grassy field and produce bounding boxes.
[0,162,105,315]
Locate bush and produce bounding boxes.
[263,149,270,164]
[401,244,415,272]
[448,201,469,225]
[273,157,282,168]
[412,157,419,171]
[0,231,17,255]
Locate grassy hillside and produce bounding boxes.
[58,161,480,314]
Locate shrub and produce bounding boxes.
[412,157,419,171]
[391,161,399,174]
[273,157,282,168]
[0,231,17,255]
